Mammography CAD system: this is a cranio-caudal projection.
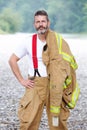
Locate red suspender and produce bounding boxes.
[32,34,38,69]
[32,34,41,77]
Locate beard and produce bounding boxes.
[36,26,48,34]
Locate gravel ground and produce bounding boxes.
[0,34,87,130]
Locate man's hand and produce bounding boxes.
[20,79,34,88]
[9,54,34,89]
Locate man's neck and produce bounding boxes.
[37,33,46,42]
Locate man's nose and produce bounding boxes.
[39,21,43,26]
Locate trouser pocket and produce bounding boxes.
[18,89,34,122]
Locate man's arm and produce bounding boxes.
[8,53,34,88]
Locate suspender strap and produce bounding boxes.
[32,34,41,77]
[32,34,38,69]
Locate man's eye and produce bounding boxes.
[36,21,40,23]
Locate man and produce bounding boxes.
[9,10,78,130]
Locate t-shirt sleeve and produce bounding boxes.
[13,38,27,58]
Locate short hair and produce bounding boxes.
[34,10,49,21]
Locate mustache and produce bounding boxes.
[37,26,45,30]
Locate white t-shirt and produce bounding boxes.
[14,34,47,77]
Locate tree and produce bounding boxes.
[0,0,87,33]
[0,8,23,33]
[65,0,86,33]
[83,2,87,32]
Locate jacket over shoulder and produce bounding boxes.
[42,29,80,116]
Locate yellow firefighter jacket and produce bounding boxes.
[42,29,80,116]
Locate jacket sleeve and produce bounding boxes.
[49,54,70,116]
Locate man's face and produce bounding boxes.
[34,15,50,34]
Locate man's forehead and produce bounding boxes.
[34,15,47,21]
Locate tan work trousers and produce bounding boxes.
[18,77,70,130]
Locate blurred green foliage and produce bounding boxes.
[0,8,22,33]
[0,0,87,33]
